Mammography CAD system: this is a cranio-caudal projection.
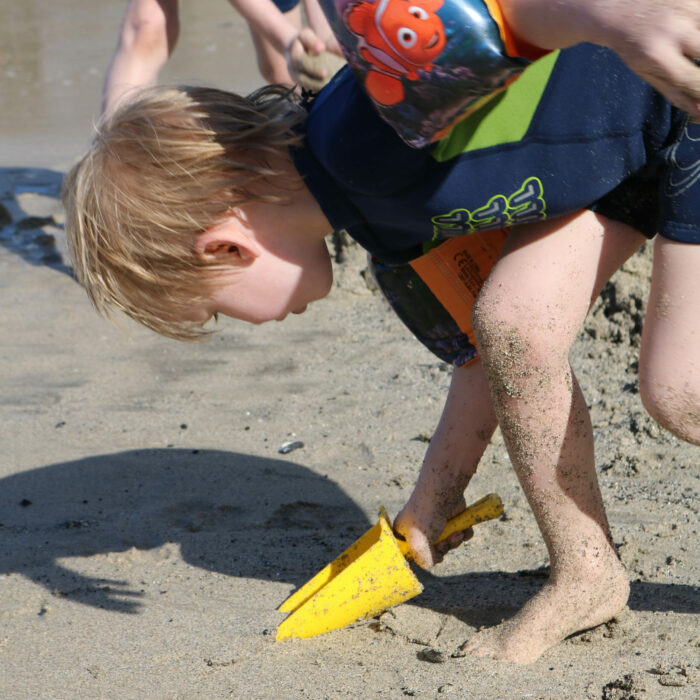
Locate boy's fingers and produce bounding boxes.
[614,23,700,119]
[404,533,439,569]
[297,27,325,55]
[393,514,438,569]
[323,35,343,56]
[295,51,347,92]
[435,531,463,553]
[638,48,700,119]
[287,31,327,83]
[293,51,326,80]
[434,527,474,556]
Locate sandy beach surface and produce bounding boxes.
[1,3,698,698]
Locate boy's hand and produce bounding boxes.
[393,496,473,569]
[286,28,346,91]
[320,33,343,58]
[500,0,700,119]
[586,0,700,120]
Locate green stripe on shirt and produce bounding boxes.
[432,50,560,162]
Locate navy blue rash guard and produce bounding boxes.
[290,43,700,266]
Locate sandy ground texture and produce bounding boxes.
[1,166,698,699]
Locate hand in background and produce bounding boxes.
[287,28,346,91]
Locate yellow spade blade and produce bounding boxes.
[276,493,503,641]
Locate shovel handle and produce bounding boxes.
[397,493,503,559]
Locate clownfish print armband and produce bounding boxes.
[316,0,549,147]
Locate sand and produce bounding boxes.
[1,166,698,699]
[1,4,698,697]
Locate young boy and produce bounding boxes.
[63,41,699,665]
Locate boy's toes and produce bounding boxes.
[458,629,502,661]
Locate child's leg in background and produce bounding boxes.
[394,360,498,568]
[102,0,179,116]
[468,211,644,664]
[640,237,700,445]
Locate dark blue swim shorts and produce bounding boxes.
[273,0,300,12]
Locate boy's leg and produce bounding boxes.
[102,0,179,116]
[468,210,644,664]
[639,237,700,444]
[394,360,498,568]
[249,4,303,85]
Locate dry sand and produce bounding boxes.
[1,3,698,697]
[1,167,698,699]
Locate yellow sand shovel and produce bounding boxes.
[276,493,503,641]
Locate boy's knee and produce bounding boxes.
[472,283,562,368]
[472,282,514,348]
[639,371,700,445]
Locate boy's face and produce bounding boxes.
[185,209,334,326]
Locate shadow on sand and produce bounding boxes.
[410,564,699,631]
[3,447,697,624]
[1,448,371,614]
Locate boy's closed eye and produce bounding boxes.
[201,242,241,258]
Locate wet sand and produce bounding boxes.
[0,0,262,169]
[1,5,698,699]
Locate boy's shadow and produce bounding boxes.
[411,563,700,627]
[4,447,696,622]
[0,167,73,275]
[1,448,371,614]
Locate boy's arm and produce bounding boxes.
[228,0,318,55]
[499,0,700,119]
[228,0,341,86]
[393,363,498,569]
[302,0,342,55]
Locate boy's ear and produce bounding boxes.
[194,217,261,265]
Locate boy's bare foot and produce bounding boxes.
[460,553,629,664]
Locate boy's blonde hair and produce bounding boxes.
[62,84,306,340]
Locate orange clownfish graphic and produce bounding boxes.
[345,0,446,106]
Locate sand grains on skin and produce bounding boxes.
[459,551,630,665]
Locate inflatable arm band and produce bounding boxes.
[318,0,547,147]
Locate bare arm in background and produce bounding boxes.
[500,0,700,118]
[103,0,343,116]
[229,0,319,60]
[231,0,343,86]
[302,0,341,55]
